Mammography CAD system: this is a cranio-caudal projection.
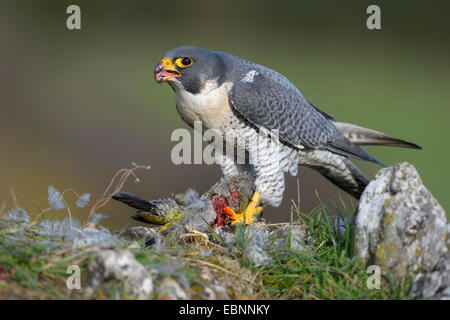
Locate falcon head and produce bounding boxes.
[154,46,226,94]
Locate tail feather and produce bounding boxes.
[331,121,422,149]
[298,149,369,199]
[300,120,420,199]
[314,157,369,199]
[112,192,180,216]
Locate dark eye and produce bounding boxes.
[175,57,193,68]
[181,57,192,66]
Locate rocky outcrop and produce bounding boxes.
[156,278,190,300]
[352,162,449,299]
[86,250,154,299]
[112,160,450,299]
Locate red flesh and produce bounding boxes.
[210,195,230,227]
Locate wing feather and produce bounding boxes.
[228,70,383,165]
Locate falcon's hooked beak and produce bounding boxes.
[154,58,181,84]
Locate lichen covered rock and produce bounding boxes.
[156,277,189,300]
[352,162,449,299]
[271,223,310,252]
[86,249,153,299]
[243,224,273,267]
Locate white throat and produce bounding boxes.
[172,80,233,130]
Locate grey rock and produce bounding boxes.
[86,249,153,299]
[243,224,272,267]
[352,162,449,299]
[201,286,217,300]
[200,272,230,300]
[214,225,237,246]
[157,277,189,300]
[271,223,310,252]
[245,245,272,267]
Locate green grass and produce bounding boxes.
[0,202,412,300]
[252,204,411,299]
[0,223,90,299]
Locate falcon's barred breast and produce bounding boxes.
[154,46,420,224]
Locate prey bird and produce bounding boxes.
[153,46,421,224]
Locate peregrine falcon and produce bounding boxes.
[153,46,420,224]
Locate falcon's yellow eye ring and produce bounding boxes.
[175,57,193,68]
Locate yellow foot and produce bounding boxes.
[224,191,263,225]
[223,206,263,224]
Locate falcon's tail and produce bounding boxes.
[331,121,422,149]
[298,150,369,199]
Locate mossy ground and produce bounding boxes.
[0,201,411,300]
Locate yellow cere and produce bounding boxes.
[162,57,176,69]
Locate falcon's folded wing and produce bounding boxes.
[228,70,384,165]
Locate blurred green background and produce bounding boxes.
[1,0,449,229]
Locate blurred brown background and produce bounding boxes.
[1,0,449,229]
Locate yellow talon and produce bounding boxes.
[224,191,263,225]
